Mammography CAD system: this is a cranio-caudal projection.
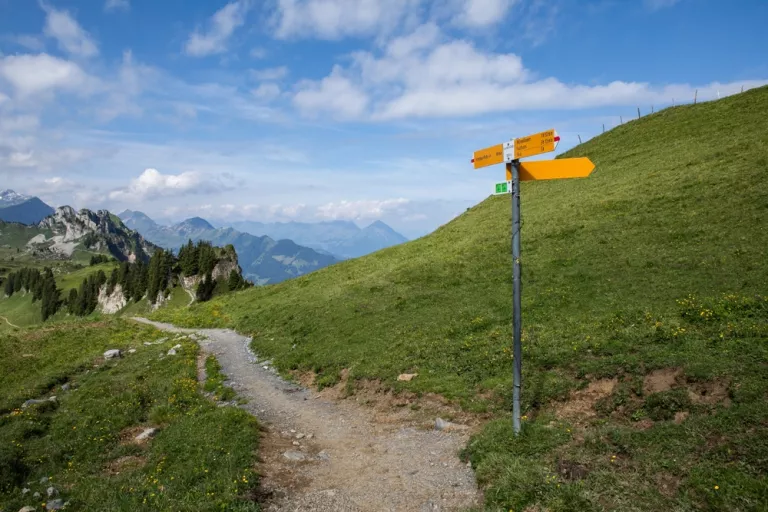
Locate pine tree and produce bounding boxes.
[228,269,243,291]
[40,270,61,322]
[67,288,78,315]
[196,272,215,302]
[4,273,14,297]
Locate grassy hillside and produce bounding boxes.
[154,87,768,510]
[0,319,260,511]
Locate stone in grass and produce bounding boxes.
[22,398,53,409]
[39,477,49,484]
[167,344,182,356]
[19,507,37,512]
[128,349,137,354]
[397,373,419,382]
[21,488,30,495]
[45,499,64,510]
[33,492,41,499]
[135,428,157,442]
[61,383,71,391]
[104,349,121,359]
[47,486,58,498]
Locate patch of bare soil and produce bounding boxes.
[688,380,731,407]
[656,472,681,498]
[554,378,618,422]
[304,369,486,431]
[105,455,147,475]
[643,368,682,394]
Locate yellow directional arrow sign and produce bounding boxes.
[472,144,504,170]
[517,157,595,181]
[514,129,559,160]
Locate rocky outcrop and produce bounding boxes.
[98,284,128,314]
[36,207,158,262]
[182,251,242,290]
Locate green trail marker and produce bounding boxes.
[494,181,511,195]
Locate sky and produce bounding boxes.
[0,0,766,239]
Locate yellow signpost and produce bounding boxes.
[471,129,595,436]
[472,144,505,169]
[518,157,595,181]
[514,129,559,160]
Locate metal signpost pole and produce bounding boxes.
[475,130,594,436]
[511,159,523,435]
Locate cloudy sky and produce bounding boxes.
[1,0,766,238]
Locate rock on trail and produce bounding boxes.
[133,318,481,512]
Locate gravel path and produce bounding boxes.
[133,318,481,512]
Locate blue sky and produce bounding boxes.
[0,0,766,238]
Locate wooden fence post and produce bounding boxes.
[694,89,698,104]
[578,135,582,144]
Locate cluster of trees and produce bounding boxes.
[89,254,112,266]
[3,267,61,321]
[67,270,107,317]
[2,241,249,323]
[178,240,219,276]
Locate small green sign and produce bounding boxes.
[494,181,510,195]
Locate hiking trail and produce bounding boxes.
[133,318,482,512]
[0,315,20,329]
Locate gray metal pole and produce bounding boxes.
[511,160,523,435]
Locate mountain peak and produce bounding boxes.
[178,217,215,231]
[0,189,31,207]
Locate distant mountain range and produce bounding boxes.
[119,211,338,285]
[227,219,408,260]
[0,190,55,225]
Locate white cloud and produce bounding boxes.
[41,3,99,58]
[273,0,421,39]
[0,134,91,172]
[316,198,410,220]
[104,0,131,12]
[0,54,92,97]
[95,50,154,121]
[252,83,281,101]
[293,25,768,120]
[11,34,46,51]
[251,66,289,81]
[455,0,516,27]
[185,0,251,57]
[293,66,369,119]
[0,115,40,133]
[109,168,235,201]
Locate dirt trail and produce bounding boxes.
[0,315,20,329]
[134,318,481,512]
